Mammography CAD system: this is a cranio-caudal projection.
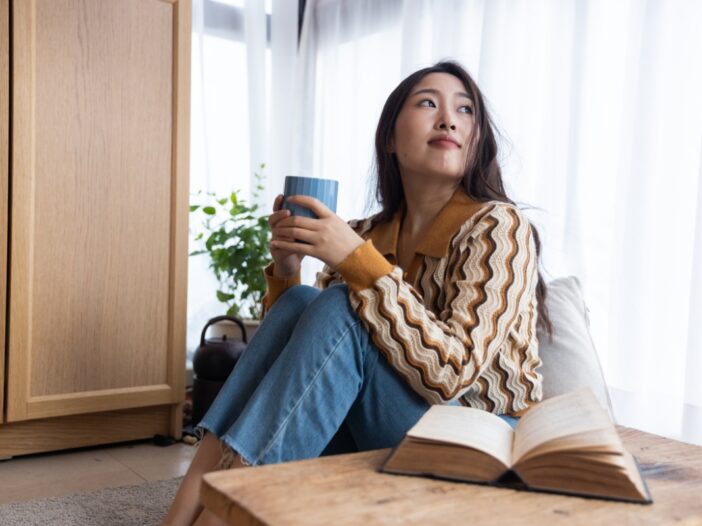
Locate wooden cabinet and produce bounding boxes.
[0,0,190,457]
[1,0,8,428]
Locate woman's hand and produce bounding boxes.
[270,195,365,269]
[268,194,305,279]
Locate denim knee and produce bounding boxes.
[300,284,357,321]
[270,284,319,312]
[312,283,350,307]
[291,284,367,350]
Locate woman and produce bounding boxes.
[162,60,551,526]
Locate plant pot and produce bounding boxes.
[243,318,260,340]
[209,317,260,342]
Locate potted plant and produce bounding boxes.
[189,164,272,338]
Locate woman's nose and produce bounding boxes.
[438,121,457,131]
[436,109,457,131]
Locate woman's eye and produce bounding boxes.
[459,105,473,114]
[419,99,436,107]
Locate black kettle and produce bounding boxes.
[191,315,248,425]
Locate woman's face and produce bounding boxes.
[390,72,477,183]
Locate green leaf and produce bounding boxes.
[226,304,241,317]
[216,290,236,302]
[187,166,274,316]
[205,234,218,251]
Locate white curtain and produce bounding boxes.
[187,0,297,366]
[294,0,702,445]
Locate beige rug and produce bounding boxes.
[0,477,182,526]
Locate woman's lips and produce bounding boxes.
[428,139,460,149]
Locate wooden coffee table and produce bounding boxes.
[201,427,702,525]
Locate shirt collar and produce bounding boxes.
[368,185,486,260]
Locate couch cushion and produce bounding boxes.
[536,276,614,420]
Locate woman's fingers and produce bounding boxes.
[270,231,295,243]
[270,238,314,257]
[269,196,325,248]
[268,208,291,228]
[286,195,331,218]
[271,213,320,234]
[272,225,315,244]
[276,215,319,230]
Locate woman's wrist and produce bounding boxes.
[272,263,297,280]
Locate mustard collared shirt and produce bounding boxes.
[349,185,488,285]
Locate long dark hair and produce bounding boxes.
[371,60,553,338]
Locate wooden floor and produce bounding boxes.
[0,439,197,505]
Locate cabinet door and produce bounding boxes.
[0,0,8,424]
[7,0,190,422]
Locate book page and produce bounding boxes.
[515,427,624,465]
[513,389,616,462]
[620,449,651,500]
[518,454,650,502]
[406,405,514,467]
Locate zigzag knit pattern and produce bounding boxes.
[315,203,543,414]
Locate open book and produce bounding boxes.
[381,388,652,503]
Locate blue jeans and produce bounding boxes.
[197,284,519,465]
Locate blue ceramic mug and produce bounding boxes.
[282,176,339,218]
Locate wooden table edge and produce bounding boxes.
[201,469,267,526]
[199,426,702,526]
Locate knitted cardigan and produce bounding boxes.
[262,186,543,416]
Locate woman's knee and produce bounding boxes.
[271,285,320,312]
[310,284,351,310]
[270,284,357,340]
[293,284,364,344]
[291,284,357,327]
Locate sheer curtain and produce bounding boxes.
[295,0,702,445]
[187,0,297,369]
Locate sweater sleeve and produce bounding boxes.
[337,204,538,405]
[261,262,301,318]
[315,239,393,290]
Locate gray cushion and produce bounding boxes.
[536,276,615,421]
